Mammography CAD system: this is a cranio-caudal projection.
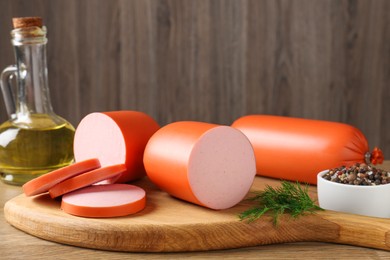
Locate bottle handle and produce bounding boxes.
[0,65,18,119]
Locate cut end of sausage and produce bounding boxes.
[74,113,127,170]
[61,184,146,218]
[188,126,256,210]
[73,111,160,183]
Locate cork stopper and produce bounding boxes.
[12,17,43,29]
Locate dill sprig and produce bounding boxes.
[239,181,323,225]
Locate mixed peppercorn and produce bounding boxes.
[322,163,390,186]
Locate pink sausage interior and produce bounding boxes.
[188,126,256,210]
[62,184,145,207]
[74,113,127,169]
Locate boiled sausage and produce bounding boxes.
[232,115,384,184]
[22,158,101,196]
[144,121,256,210]
[73,111,160,183]
[49,164,126,198]
[61,184,146,218]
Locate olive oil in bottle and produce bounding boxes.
[0,17,75,185]
[0,114,75,184]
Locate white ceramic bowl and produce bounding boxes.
[317,170,390,218]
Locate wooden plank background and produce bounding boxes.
[0,0,389,157]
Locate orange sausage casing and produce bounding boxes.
[74,111,160,183]
[144,121,256,210]
[232,115,383,184]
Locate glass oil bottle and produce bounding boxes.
[0,17,75,185]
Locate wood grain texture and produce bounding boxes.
[0,0,389,156]
[2,163,390,258]
[5,167,390,252]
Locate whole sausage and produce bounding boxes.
[231,115,384,184]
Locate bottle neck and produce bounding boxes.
[12,26,54,118]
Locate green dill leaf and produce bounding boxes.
[239,206,269,223]
[239,181,323,225]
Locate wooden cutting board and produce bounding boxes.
[4,176,390,252]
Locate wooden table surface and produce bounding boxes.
[3,162,390,259]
